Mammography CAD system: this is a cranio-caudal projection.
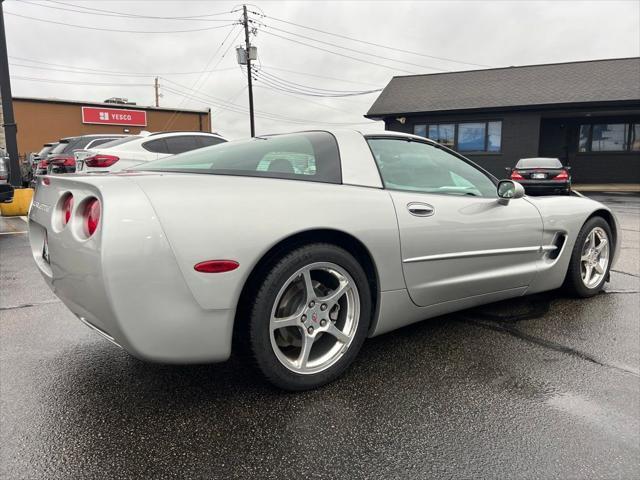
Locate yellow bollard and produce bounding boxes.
[0,188,34,217]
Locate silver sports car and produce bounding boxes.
[28,130,619,390]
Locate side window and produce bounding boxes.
[198,136,225,148]
[164,136,200,154]
[142,138,169,154]
[367,138,496,197]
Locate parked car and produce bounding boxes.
[0,155,14,203]
[43,135,128,175]
[74,131,227,173]
[29,130,619,391]
[506,157,571,195]
[32,143,57,165]
[0,154,8,184]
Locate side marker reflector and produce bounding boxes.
[194,260,239,273]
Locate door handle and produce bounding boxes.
[407,202,435,217]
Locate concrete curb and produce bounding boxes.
[573,184,640,193]
[0,188,33,216]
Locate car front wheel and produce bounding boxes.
[249,243,371,390]
[564,216,613,297]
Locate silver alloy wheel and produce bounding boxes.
[580,226,610,288]
[269,262,360,375]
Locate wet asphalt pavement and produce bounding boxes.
[1,193,638,479]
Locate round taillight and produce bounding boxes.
[62,194,74,226]
[83,198,101,237]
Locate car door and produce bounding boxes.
[367,136,544,307]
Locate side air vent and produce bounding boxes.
[548,234,566,260]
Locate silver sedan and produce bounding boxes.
[28,130,619,390]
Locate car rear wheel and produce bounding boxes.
[564,216,612,297]
[249,243,371,390]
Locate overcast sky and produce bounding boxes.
[5,0,640,139]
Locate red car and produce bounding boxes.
[40,135,126,175]
[506,157,571,195]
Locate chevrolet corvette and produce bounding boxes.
[28,130,619,390]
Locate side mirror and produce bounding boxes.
[497,180,525,204]
[504,167,512,173]
[565,165,572,171]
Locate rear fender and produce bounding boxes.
[131,174,404,312]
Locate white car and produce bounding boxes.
[75,131,226,173]
[30,129,619,390]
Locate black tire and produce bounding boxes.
[563,216,613,297]
[249,243,371,391]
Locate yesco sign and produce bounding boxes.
[81,106,147,126]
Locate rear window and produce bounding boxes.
[98,136,141,149]
[198,136,226,147]
[37,145,54,156]
[50,140,73,154]
[164,135,200,154]
[515,158,563,169]
[142,138,170,154]
[134,132,341,184]
[85,137,123,149]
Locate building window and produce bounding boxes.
[578,125,590,152]
[632,124,640,151]
[579,123,638,152]
[487,121,502,152]
[428,124,455,148]
[457,123,486,152]
[413,121,502,153]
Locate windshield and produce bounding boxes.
[516,158,562,169]
[133,132,342,184]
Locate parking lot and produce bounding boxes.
[1,192,638,479]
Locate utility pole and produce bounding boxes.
[0,0,21,187]
[242,5,255,137]
[154,77,160,107]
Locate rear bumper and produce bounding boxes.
[28,176,235,363]
[520,181,570,194]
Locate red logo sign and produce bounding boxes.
[81,106,147,126]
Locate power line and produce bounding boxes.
[260,64,382,88]
[163,25,242,129]
[211,84,247,116]
[257,22,449,72]
[10,75,150,87]
[16,0,239,22]
[9,55,238,76]
[163,81,375,127]
[162,84,311,124]
[251,71,379,99]
[4,11,239,33]
[38,0,241,19]
[255,11,492,68]
[257,28,418,75]
[252,82,368,117]
[252,66,382,96]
